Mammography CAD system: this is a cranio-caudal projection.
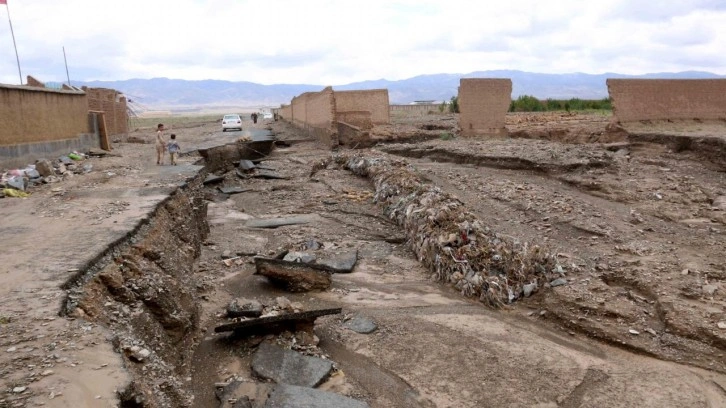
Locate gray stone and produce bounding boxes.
[238,160,256,170]
[318,250,358,273]
[6,176,25,191]
[523,283,538,297]
[25,169,41,179]
[264,384,369,408]
[218,186,250,195]
[246,215,316,229]
[58,155,74,165]
[550,278,568,287]
[703,285,718,296]
[303,240,322,250]
[35,159,54,177]
[283,251,317,264]
[57,163,67,174]
[251,343,333,388]
[713,196,726,210]
[227,299,264,318]
[344,316,377,334]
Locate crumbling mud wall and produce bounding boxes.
[84,87,129,135]
[607,79,726,122]
[64,177,209,407]
[390,103,440,115]
[334,89,390,125]
[458,78,512,137]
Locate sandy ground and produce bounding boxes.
[1,112,725,407]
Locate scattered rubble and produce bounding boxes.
[254,257,332,291]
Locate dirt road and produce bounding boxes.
[1,112,724,407]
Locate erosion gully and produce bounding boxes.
[63,127,726,408]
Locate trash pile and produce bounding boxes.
[1,152,92,198]
[338,154,563,307]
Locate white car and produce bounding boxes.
[222,114,242,132]
[262,112,273,120]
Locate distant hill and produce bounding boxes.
[71,70,725,110]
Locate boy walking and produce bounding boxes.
[167,134,180,166]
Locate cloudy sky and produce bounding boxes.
[0,0,724,86]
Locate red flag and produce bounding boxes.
[0,1,7,5]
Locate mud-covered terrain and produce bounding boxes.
[2,112,725,407]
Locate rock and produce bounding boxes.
[344,316,378,334]
[252,171,289,180]
[265,384,369,408]
[7,346,17,352]
[549,278,568,287]
[254,257,332,292]
[703,285,718,296]
[216,380,270,408]
[35,159,54,176]
[221,250,233,259]
[251,342,333,388]
[127,346,151,362]
[12,386,26,393]
[58,155,74,165]
[6,176,25,191]
[276,296,293,311]
[523,283,538,297]
[718,322,726,330]
[227,299,263,318]
[629,329,640,335]
[57,163,67,174]
[41,370,54,376]
[283,251,317,264]
[25,169,41,179]
[303,240,322,250]
[713,196,726,210]
[317,250,358,273]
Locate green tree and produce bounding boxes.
[449,96,459,113]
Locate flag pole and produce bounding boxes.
[63,46,70,86]
[3,1,23,84]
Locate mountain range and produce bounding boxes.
[67,70,725,111]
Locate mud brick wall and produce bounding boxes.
[0,84,88,146]
[290,93,309,127]
[305,87,338,148]
[336,111,372,129]
[607,79,726,122]
[458,78,512,137]
[84,87,129,135]
[390,104,440,115]
[334,89,390,124]
[278,104,292,120]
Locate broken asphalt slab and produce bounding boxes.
[317,250,358,273]
[265,384,369,408]
[218,186,251,195]
[251,342,333,388]
[252,171,289,180]
[203,174,225,185]
[238,159,256,170]
[245,214,320,229]
[254,257,332,292]
[214,308,342,334]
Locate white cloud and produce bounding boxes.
[0,0,724,85]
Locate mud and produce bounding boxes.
[3,112,725,407]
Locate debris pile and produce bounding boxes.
[1,152,92,197]
[338,154,562,307]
